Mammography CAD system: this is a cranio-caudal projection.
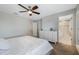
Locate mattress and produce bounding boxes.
[2,36,53,55]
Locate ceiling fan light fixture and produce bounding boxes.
[28,11,32,14]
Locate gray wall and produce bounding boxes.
[42,15,58,31]
[76,4,79,45]
[0,11,32,38]
[39,9,75,31]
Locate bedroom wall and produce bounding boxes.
[76,5,79,45]
[41,15,57,31]
[0,11,32,38]
[76,4,79,46]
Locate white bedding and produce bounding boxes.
[0,36,53,55]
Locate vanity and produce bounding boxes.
[39,30,57,43]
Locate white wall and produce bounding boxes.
[0,11,32,38]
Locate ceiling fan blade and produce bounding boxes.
[32,5,38,10]
[18,4,29,11]
[32,11,40,15]
[19,11,27,13]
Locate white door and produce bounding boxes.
[33,22,38,37]
[59,14,73,45]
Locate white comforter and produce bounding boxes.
[1,36,53,55]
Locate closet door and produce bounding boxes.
[33,22,38,37]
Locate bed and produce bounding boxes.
[0,36,53,55]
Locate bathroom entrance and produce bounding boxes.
[58,14,73,45]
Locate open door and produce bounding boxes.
[58,14,73,45]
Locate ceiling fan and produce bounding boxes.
[18,4,40,16]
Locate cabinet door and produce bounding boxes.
[53,31,57,42]
[39,31,57,42]
[47,31,53,42]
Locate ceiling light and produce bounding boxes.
[28,11,32,14]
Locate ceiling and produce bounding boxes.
[0,4,77,20]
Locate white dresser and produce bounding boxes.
[39,31,57,43]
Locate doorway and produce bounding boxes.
[33,22,38,37]
[58,14,73,45]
